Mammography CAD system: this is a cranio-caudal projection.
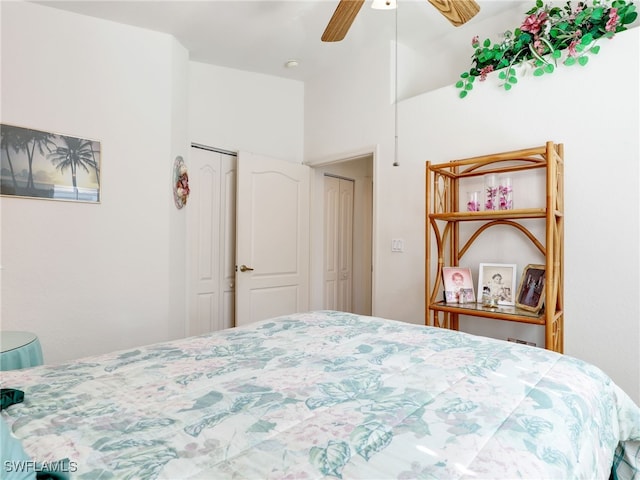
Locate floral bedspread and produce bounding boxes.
[2,311,639,479]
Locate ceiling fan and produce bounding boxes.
[321,0,481,42]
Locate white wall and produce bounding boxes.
[0,2,306,365]
[305,23,640,402]
[401,29,640,402]
[189,62,304,163]
[0,1,190,362]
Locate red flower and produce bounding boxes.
[521,11,548,34]
[567,39,580,57]
[479,65,494,81]
[606,7,619,32]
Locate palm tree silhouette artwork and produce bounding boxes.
[25,130,55,191]
[1,125,55,196]
[48,135,100,201]
[0,124,24,193]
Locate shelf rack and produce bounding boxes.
[425,142,564,352]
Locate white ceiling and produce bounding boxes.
[33,0,528,81]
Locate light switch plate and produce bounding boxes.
[391,239,404,252]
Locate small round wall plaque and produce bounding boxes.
[173,156,190,209]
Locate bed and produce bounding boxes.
[1,310,639,479]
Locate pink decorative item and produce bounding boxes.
[499,175,513,210]
[173,156,190,209]
[467,191,481,212]
[484,174,498,210]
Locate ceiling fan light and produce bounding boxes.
[371,0,396,10]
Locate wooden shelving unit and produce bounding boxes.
[425,142,564,352]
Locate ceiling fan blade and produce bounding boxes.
[427,0,480,26]
[321,0,365,42]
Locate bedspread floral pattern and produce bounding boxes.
[1,311,639,479]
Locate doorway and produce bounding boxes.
[311,155,373,315]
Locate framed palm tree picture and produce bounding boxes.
[0,123,101,203]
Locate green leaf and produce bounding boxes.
[591,6,605,20]
[533,68,545,76]
[580,32,594,45]
[498,71,507,80]
[460,72,469,79]
[544,63,555,73]
[549,6,562,16]
[536,0,543,7]
[504,83,512,91]
[508,76,518,84]
[564,56,577,66]
[590,45,601,54]
[578,56,589,66]
[575,11,588,24]
[459,90,468,99]
[623,11,638,24]
[465,83,474,91]
[552,49,562,59]
[455,80,464,88]
[483,38,491,48]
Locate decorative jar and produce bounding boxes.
[484,174,498,210]
[499,175,513,210]
[466,191,481,212]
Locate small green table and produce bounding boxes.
[0,331,44,371]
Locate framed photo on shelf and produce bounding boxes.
[442,267,475,304]
[515,264,546,313]
[477,263,517,306]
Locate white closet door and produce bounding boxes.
[324,176,354,312]
[218,154,237,330]
[187,147,236,335]
[338,178,354,312]
[324,176,339,309]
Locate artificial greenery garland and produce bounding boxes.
[456,0,637,98]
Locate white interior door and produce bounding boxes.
[324,175,354,312]
[324,176,339,309]
[187,147,236,335]
[338,178,354,311]
[235,152,310,326]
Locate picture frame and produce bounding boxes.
[515,264,546,313]
[477,263,517,306]
[442,267,475,304]
[0,123,101,203]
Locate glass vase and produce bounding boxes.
[466,191,480,212]
[484,174,498,210]
[499,175,513,210]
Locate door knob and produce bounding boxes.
[239,264,254,272]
